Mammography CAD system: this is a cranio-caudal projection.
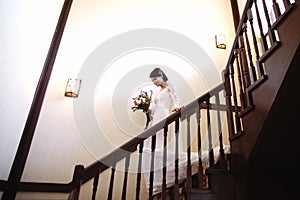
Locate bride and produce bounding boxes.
[140,68,230,196]
[142,68,192,195]
[143,67,181,151]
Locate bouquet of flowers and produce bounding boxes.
[131,90,153,129]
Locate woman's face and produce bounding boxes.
[151,77,163,87]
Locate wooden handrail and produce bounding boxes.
[81,83,225,184]
[222,0,296,139]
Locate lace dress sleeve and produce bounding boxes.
[167,83,180,108]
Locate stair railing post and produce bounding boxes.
[67,165,84,200]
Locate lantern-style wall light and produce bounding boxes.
[64,78,81,98]
[215,34,226,49]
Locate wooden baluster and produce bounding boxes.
[186,114,192,189]
[235,46,247,109]
[261,0,277,45]
[262,0,272,28]
[215,93,226,170]
[229,59,242,134]
[107,163,116,200]
[121,154,131,200]
[238,35,251,92]
[148,135,156,199]
[135,141,144,200]
[91,167,100,200]
[248,8,265,78]
[206,99,214,169]
[231,51,239,102]
[174,118,180,199]
[243,22,257,83]
[196,107,204,188]
[162,126,168,200]
[253,0,268,52]
[272,0,281,19]
[283,0,291,9]
[223,70,235,137]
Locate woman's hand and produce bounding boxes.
[145,109,152,115]
[172,107,182,112]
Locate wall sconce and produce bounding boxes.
[215,34,226,49]
[65,78,81,98]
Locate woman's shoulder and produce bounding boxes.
[166,83,176,93]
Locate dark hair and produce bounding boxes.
[149,68,168,81]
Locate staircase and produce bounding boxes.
[71,1,300,199]
[221,0,300,199]
[1,0,299,199]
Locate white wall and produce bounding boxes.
[0,0,64,180]
[0,0,236,199]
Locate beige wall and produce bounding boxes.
[0,0,236,199]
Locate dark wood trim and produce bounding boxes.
[2,0,73,199]
[230,0,241,31]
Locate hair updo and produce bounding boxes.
[149,68,168,82]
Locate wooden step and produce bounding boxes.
[183,169,235,200]
[182,188,213,200]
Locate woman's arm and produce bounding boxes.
[168,85,181,112]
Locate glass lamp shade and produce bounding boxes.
[65,78,81,98]
[215,34,226,49]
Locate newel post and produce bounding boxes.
[67,164,84,200]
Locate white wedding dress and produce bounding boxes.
[143,82,180,151]
[142,82,194,194]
